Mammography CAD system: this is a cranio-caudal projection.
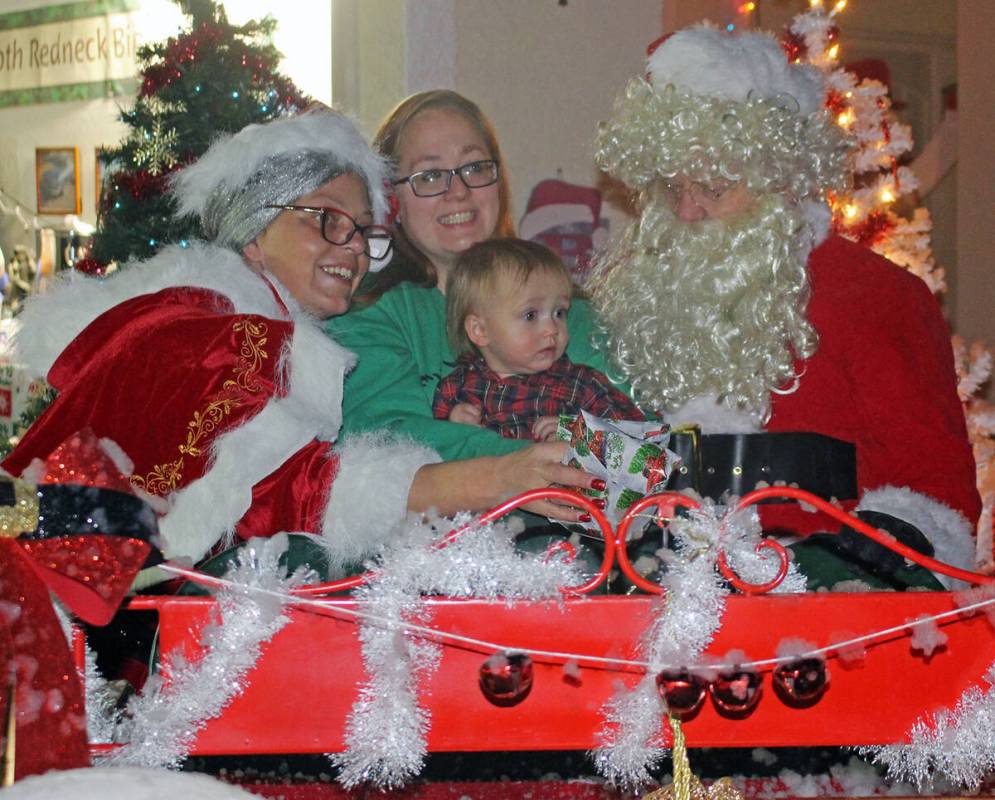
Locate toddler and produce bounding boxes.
[433,238,643,440]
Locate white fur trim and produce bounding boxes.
[279,323,354,442]
[170,110,391,225]
[14,243,283,379]
[321,432,440,568]
[857,485,976,589]
[799,199,832,250]
[648,25,825,115]
[158,397,316,562]
[155,290,355,560]
[667,394,763,434]
[519,203,595,240]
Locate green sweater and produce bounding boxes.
[326,282,632,461]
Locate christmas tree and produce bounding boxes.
[780,0,943,293]
[79,0,308,275]
[0,0,308,457]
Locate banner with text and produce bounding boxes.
[0,0,143,107]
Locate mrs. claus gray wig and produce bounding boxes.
[171,109,390,268]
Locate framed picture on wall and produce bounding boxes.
[35,147,81,215]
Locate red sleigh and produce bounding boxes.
[81,485,995,770]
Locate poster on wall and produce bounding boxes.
[36,147,81,215]
[0,0,150,107]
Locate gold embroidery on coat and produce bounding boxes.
[225,320,268,393]
[131,320,270,495]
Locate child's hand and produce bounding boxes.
[449,402,483,426]
[532,415,560,442]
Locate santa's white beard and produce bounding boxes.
[588,195,817,418]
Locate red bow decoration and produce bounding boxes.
[1,429,159,781]
[385,180,400,226]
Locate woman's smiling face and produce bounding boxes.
[242,173,371,319]
[393,108,501,284]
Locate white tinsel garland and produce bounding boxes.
[52,599,120,744]
[860,660,995,791]
[99,534,313,769]
[330,512,582,789]
[83,636,120,744]
[593,501,806,789]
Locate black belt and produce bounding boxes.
[666,430,857,502]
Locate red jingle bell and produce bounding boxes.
[709,668,762,715]
[655,670,708,717]
[479,653,534,707]
[773,658,828,705]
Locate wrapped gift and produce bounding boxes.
[556,410,681,534]
[0,368,48,444]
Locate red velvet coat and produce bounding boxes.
[761,236,979,568]
[3,243,438,567]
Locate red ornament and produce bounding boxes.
[74,258,109,276]
[655,670,708,717]
[825,89,848,117]
[479,653,534,707]
[709,668,762,715]
[881,117,893,145]
[116,170,170,200]
[781,29,807,62]
[140,62,183,97]
[773,658,829,705]
[836,210,896,248]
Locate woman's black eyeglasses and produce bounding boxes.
[265,205,393,260]
[392,159,499,198]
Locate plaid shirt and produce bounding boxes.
[432,354,643,440]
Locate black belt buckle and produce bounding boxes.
[667,424,702,494]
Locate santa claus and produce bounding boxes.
[589,25,981,587]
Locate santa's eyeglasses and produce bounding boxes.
[660,177,738,206]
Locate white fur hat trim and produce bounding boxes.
[648,24,824,116]
[171,109,390,225]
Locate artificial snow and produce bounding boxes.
[3,767,255,799]
[908,615,949,659]
[828,632,867,667]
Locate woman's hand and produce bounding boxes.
[491,440,597,521]
[407,441,602,522]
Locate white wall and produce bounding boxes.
[0,91,128,258]
[954,1,995,357]
[337,0,662,228]
[451,0,660,223]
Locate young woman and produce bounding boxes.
[327,90,621,521]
